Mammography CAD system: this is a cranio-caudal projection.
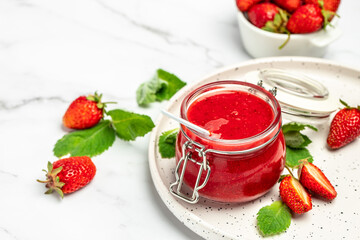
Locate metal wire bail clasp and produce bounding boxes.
[169,140,211,204]
[257,80,277,96]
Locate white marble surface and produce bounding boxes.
[0,1,359,240]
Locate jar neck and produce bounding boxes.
[180,80,282,152]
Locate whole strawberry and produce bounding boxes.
[286,4,324,33]
[247,3,280,28]
[236,0,263,12]
[63,92,104,129]
[279,175,312,214]
[327,100,360,149]
[304,0,341,12]
[37,156,96,198]
[298,160,337,200]
[273,0,302,13]
[304,0,340,23]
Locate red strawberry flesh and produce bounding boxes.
[280,175,312,214]
[299,162,337,200]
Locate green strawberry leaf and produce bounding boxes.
[53,120,116,158]
[136,77,161,106]
[155,69,186,101]
[279,9,289,22]
[262,22,277,32]
[298,134,312,148]
[282,122,317,149]
[284,132,312,148]
[136,69,186,106]
[263,9,289,35]
[284,131,305,148]
[257,201,292,236]
[285,147,313,168]
[159,128,179,158]
[108,109,155,141]
[282,122,318,134]
[278,175,289,183]
[273,13,282,27]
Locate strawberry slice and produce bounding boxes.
[279,175,312,214]
[298,160,337,200]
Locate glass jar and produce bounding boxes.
[170,81,285,203]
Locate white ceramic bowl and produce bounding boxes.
[237,11,342,58]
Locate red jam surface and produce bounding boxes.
[187,91,274,140]
[175,89,285,203]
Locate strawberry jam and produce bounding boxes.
[174,81,285,203]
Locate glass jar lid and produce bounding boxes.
[244,68,338,118]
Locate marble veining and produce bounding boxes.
[96,0,224,67]
[0,0,359,240]
[0,227,18,240]
[0,170,18,179]
[0,97,66,111]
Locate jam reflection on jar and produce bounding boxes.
[174,81,285,203]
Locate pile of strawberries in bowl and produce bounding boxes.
[236,0,341,58]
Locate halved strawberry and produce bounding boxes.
[279,175,312,214]
[298,160,337,200]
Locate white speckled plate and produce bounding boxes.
[148,57,360,240]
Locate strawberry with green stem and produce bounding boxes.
[63,92,115,130]
[327,99,360,149]
[37,156,96,198]
[247,3,290,49]
[286,4,324,34]
[304,0,340,27]
[247,3,280,28]
[257,121,337,235]
[279,166,313,214]
[304,0,340,13]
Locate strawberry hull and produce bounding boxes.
[63,94,104,129]
[37,156,97,198]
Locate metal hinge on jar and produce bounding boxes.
[257,80,277,96]
[169,140,211,204]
